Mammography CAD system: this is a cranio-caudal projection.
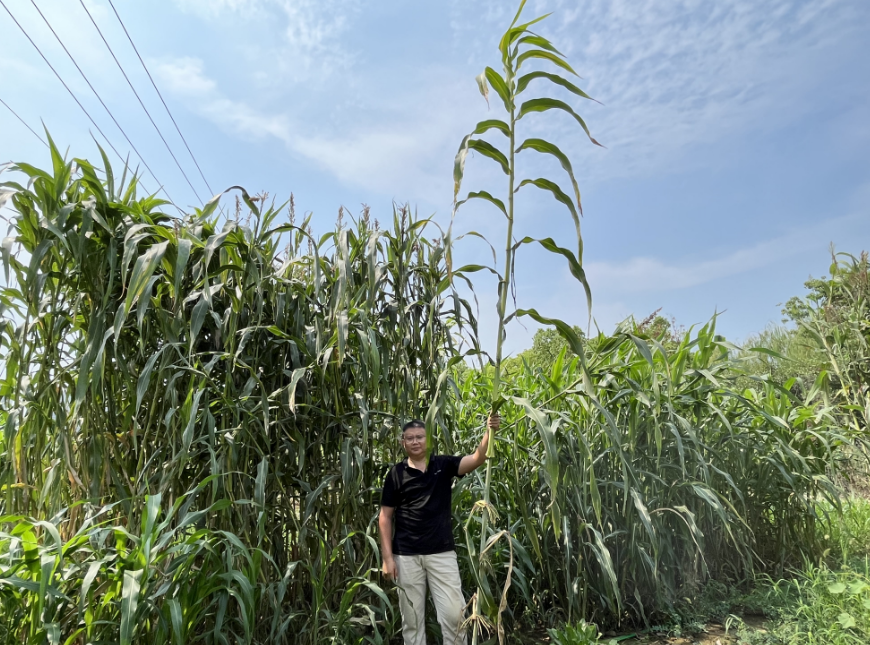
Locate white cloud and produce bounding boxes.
[152,57,293,141]
[585,212,868,295]
[151,56,466,201]
[173,0,262,18]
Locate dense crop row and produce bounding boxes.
[0,143,863,644]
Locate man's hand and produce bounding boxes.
[459,413,502,476]
[383,556,397,582]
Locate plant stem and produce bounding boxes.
[478,54,517,567]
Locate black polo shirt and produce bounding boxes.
[380,454,465,555]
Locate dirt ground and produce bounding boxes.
[520,616,768,644]
[607,617,768,645]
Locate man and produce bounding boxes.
[379,415,500,645]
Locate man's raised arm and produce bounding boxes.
[458,414,500,476]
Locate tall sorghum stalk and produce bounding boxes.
[452,1,601,641]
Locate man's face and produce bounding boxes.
[401,427,427,458]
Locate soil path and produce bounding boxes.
[606,617,768,645]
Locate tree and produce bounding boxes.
[784,250,869,432]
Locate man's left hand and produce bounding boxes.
[487,414,501,432]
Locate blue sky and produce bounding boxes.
[2,0,868,356]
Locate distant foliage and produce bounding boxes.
[741,249,869,431]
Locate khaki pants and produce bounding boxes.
[394,551,467,645]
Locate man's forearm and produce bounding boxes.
[476,425,490,460]
[378,514,394,561]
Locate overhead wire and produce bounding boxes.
[1,0,178,211]
[76,0,207,202]
[104,0,215,197]
[20,0,180,207]
[0,96,48,148]
[0,96,156,197]
[0,0,131,175]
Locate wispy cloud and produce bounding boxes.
[173,0,358,81]
[585,212,868,295]
[157,0,868,207]
[451,0,866,183]
[153,57,292,140]
[152,57,466,201]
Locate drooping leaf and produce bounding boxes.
[468,139,510,175]
[517,49,578,76]
[518,98,603,146]
[473,119,511,138]
[456,190,508,217]
[516,138,582,211]
[516,71,598,103]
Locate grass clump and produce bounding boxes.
[731,561,870,645]
[546,619,614,645]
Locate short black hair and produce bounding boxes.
[401,419,426,434]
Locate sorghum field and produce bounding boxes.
[1,3,868,645]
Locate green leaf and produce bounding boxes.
[838,612,856,629]
[454,264,502,280]
[168,598,183,645]
[828,582,847,594]
[517,49,578,76]
[135,348,163,415]
[182,387,205,453]
[516,308,585,357]
[174,238,192,301]
[516,71,598,103]
[456,190,508,217]
[515,237,592,318]
[255,457,268,509]
[201,184,260,219]
[120,569,143,645]
[190,296,209,343]
[508,0,529,29]
[124,241,168,316]
[473,119,511,138]
[631,488,656,541]
[516,34,563,56]
[516,138,582,213]
[500,14,551,60]
[484,67,513,112]
[468,139,510,175]
[511,396,560,535]
[518,98,602,146]
[516,177,579,219]
[80,561,102,612]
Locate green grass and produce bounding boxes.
[633,497,870,645]
[732,560,870,645]
[736,497,870,645]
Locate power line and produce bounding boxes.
[0,1,135,189]
[0,94,156,197]
[105,0,215,197]
[0,96,48,148]
[0,0,175,208]
[76,0,207,202]
[23,0,179,207]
